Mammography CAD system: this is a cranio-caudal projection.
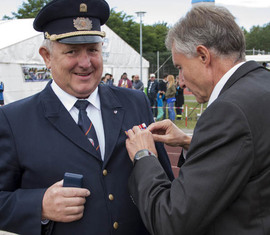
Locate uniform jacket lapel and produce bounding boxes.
[98,85,125,165]
[40,82,102,162]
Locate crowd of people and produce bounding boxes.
[100,72,144,91]
[147,73,184,122]
[100,72,185,122]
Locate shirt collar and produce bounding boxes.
[51,80,100,111]
[207,61,245,107]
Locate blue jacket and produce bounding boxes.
[0,82,174,235]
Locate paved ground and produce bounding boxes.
[165,145,182,178]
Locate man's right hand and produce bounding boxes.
[148,119,192,150]
[42,180,90,222]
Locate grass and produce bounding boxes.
[173,95,208,130]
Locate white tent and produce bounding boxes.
[0,18,149,104]
[246,54,270,62]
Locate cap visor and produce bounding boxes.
[58,35,103,44]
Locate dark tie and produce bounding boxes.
[74,100,100,155]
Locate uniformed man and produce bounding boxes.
[0,0,174,234]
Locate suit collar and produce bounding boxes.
[40,82,102,162]
[219,60,262,96]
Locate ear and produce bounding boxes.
[196,45,211,66]
[39,47,52,69]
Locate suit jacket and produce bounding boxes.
[0,82,174,235]
[147,80,159,98]
[128,61,270,235]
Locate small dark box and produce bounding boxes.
[63,172,83,188]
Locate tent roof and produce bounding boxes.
[0,18,41,50]
[246,54,270,62]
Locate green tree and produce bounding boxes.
[106,9,171,76]
[2,0,51,20]
[245,23,270,54]
[106,9,139,51]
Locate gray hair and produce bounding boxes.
[165,5,246,62]
[41,39,54,53]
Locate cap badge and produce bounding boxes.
[80,3,87,12]
[73,17,92,31]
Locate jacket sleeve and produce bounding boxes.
[0,109,46,235]
[128,101,253,235]
[141,92,174,181]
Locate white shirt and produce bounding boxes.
[207,62,245,107]
[51,81,105,160]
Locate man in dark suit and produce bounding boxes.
[0,0,174,234]
[126,5,270,235]
[147,74,159,119]
[158,74,168,119]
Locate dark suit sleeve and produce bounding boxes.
[128,101,253,235]
[0,109,46,235]
[141,91,174,181]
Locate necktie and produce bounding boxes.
[74,100,100,155]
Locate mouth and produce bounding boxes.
[75,72,91,77]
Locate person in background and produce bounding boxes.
[158,74,168,119]
[165,75,176,121]
[132,74,144,91]
[100,76,106,85]
[262,62,270,71]
[126,4,270,235]
[156,91,164,121]
[0,0,174,234]
[105,73,114,86]
[131,75,135,85]
[118,72,132,88]
[147,73,159,119]
[0,81,4,106]
[175,75,184,120]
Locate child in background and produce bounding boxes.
[156,91,165,121]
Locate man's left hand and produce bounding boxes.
[125,126,157,163]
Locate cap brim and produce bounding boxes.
[58,35,103,44]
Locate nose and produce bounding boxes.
[78,51,91,68]
[178,71,186,89]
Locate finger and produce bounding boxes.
[61,187,90,198]
[61,209,85,223]
[126,128,135,138]
[64,205,85,216]
[61,195,87,206]
[148,121,165,133]
[53,179,64,187]
[132,125,141,133]
[152,133,166,143]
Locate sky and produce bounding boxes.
[1,0,270,31]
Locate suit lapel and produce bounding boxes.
[98,85,125,165]
[219,61,261,96]
[40,83,102,162]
